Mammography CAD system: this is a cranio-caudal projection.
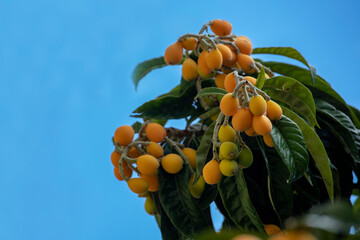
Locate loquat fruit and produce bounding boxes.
[219,142,239,160]
[218,124,236,143]
[252,115,272,136]
[164,42,183,65]
[161,153,183,174]
[127,178,149,194]
[266,100,282,121]
[207,48,223,70]
[249,95,267,116]
[145,123,166,143]
[220,93,239,116]
[146,141,164,158]
[219,159,239,176]
[114,125,134,146]
[181,37,197,51]
[203,159,222,185]
[232,108,253,132]
[182,58,198,81]
[210,19,232,36]
[137,154,160,175]
[237,53,255,74]
[181,148,197,170]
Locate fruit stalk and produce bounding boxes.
[198,21,212,34]
[255,61,274,77]
[118,147,130,181]
[235,131,246,147]
[127,163,140,175]
[216,39,240,54]
[196,77,210,110]
[231,78,246,98]
[212,112,225,161]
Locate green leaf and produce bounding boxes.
[316,124,355,199]
[197,107,220,120]
[159,212,182,240]
[253,47,309,67]
[315,99,360,163]
[198,184,218,211]
[255,67,265,89]
[151,118,168,126]
[349,105,360,123]
[188,108,218,128]
[131,121,142,133]
[158,167,213,237]
[282,107,334,201]
[349,105,360,132]
[180,77,194,93]
[256,137,293,226]
[252,47,316,85]
[131,57,168,90]
[270,116,309,181]
[151,192,182,240]
[196,122,215,182]
[132,80,215,119]
[262,76,318,128]
[132,81,196,119]
[195,87,227,99]
[218,170,265,233]
[259,61,360,128]
[354,196,360,214]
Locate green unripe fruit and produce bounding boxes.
[237,145,253,169]
[219,142,239,160]
[218,125,236,143]
[144,196,156,215]
[188,175,205,198]
[219,159,238,176]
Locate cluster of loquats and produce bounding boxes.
[201,76,283,185]
[111,121,206,214]
[164,18,282,151]
[115,18,284,216]
[164,19,284,186]
[202,123,255,185]
[111,123,163,215]
[220,79,283,147]
[110,18,360,239]
[165,19,258,81]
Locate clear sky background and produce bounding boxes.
[1,0,360,239]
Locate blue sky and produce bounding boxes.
[1,0,360,239]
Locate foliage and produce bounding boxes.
[111,20,360,240]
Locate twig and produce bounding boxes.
[196,77,209,110]
[212,113,225,161]
[216,39,240,54]
[255,62,274,77]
